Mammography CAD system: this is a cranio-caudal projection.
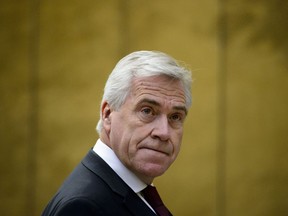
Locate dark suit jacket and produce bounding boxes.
[42,150,157,216]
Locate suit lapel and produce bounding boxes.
[123,190,157,216]
[82,150,156,216]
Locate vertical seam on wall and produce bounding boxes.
[27,0,40,215]
[217,0,228,215]
[118,0,130,57]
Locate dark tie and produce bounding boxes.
[142,185,172,216]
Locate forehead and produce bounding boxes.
[130,75,186,107]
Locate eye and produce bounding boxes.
[141,107,154,116]
[170,114,180,121]
[169,113,184,123]
[139,107,157,122]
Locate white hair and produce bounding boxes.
[96,50,192,134]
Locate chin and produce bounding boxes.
[140,163,169,178]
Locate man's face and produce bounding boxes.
[104,75,187,184]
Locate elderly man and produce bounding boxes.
[42,50,192,216]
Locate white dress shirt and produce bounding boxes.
[93,139,154,212]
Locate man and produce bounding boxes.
[42,50,192,216]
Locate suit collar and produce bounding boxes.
[93,139,147,193]
[82,150,128,195]
[82,150,156,216]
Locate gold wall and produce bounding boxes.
[0,0,287,215]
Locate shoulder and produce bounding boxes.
[42,178,113,216]
[43,197,105,216]
[42,151,132,215]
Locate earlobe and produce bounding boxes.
[104,109,111,123]
[102,101,112,126]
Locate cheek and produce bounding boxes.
[173,142,181,159]
[109,115,126,150]
[172,131,183,153]
[109,118,137,157]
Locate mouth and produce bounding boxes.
[139,147,169,156]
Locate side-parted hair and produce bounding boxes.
[96,50,192,134]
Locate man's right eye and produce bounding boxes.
[141,107,153,116]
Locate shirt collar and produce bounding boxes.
[93,139,147,193]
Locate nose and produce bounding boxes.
[151,115,170,141]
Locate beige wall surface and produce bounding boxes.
[0,0,287,216]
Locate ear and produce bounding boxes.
[101,101,112,133]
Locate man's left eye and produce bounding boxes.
[170,114,182,122]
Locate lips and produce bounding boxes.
[139,147,170,156]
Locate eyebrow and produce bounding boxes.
[138,98,188,115]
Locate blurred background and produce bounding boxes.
[1,0,287,215]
